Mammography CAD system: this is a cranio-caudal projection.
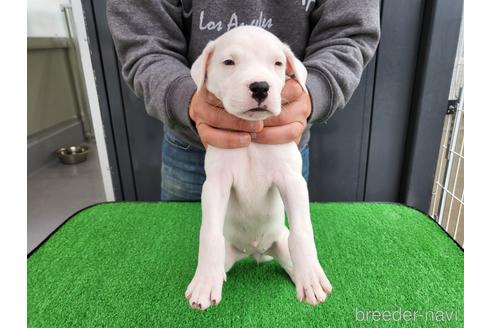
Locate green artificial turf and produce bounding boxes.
[28,202,464,327]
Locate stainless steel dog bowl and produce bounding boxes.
[55,145,89,165]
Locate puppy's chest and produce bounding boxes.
[206,142,301,197]
[230,143,293,187]
[230,148,276,200]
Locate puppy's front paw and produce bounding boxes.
[294,262,332,306]
[185,269,225,310]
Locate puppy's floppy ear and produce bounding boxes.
[283,44,308,93]
[190,41,216,90]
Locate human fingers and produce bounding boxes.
[281,79,303,105]
[206,91,224,108]
[252,121,305,145]
[264,96,310,127]
[197,123,252,149]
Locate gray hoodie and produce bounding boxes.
[106,0,380,150]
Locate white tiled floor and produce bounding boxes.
[27,142,106,253]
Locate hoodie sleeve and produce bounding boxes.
[304,0,381,123]
[106,0,196,131]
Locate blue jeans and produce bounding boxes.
[161,130,310,201]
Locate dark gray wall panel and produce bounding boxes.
[364,0,425,201]
[90,0,170,201]
[309,61,376,202]
[89,0,137,200]
[401,0,463,212]
[89,0,166,201]
[119,80,163,201]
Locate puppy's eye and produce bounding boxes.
[275,61,283,67]
[223,59,235,66]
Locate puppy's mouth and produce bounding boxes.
[245,107,270,114]
[236,106,274,121]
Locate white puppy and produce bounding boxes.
[186,26,332,310]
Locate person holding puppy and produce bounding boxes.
[107,0,381,201]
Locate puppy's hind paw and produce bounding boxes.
[253,254,274,264]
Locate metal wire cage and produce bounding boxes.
[429,22,464,247]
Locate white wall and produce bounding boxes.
[27,0,71,38]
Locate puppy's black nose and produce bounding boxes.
[249,81,269,103]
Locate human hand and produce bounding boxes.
[189,88,263,148]
[252,79,311,145]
